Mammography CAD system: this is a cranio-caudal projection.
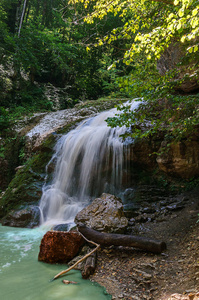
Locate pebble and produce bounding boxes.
[185,289,196,293]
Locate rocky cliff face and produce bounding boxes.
[1,99,199,227]
[129,136,199,179]
[157,140,199,179]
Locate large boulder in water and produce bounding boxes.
[1,205,40,228]
[38,231,85,263]
[75,193,128,233]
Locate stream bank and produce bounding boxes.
[89,188,199,300]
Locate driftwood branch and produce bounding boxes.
[51,231,100,281]
[78,225,166,254]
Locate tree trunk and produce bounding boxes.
[78,226,166,254]
[82,251,97,279]
[18,0,28,37]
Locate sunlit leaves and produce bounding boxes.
[70,0,199,59]
[187,44,199,52]
[190,17,198,28]
[192,8,198,16]
[69,0,199,147]
[178,8,184,17]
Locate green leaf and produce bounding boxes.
[178,9,184,17]
[192,8,198,16]
[191,18,198,28]
[168,13,174,20]
[181,35,186,42]
[177,21,182,30]
[188,46,193,53]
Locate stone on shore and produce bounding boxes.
[75,193,128,233]
[38,231,85,263]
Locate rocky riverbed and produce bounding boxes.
[88,188,199,300]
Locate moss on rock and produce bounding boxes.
[0,134,56,219]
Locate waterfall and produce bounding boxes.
[39,100,141,227]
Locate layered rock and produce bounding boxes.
[129,137,199,179]
[75,193,128,233]
[38,231,85,263]
[1,205,40,228]
[157,140,199,178]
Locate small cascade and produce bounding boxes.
[39,100,141,227]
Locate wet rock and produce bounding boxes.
[129,141,159,171]
[135,214,149,223]
[53,223,72,231]
[1,205,40,228]
[75,193,128,233]
[38,230,85,263]
[24,100,120,152]
[0,147,52,220]
[167,203,185,211]
[122,188,135,201]
[128,218,136,226]
[142,207,156,214]
[0,158,9,189]
[157,141,199,179]
[124,204,140,219]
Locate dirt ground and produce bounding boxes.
[90,188,199,300]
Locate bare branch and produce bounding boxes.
[51,230,100,281]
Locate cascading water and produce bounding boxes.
[39,100,141,228]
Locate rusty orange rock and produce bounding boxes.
[38,230,85,263]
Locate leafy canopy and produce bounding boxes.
[70,0,199,58]
[69,0,199,146]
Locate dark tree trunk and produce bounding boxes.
[7,0,22,33]
[78,226,166,254]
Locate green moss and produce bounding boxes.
[0,133,57,218]
[0,161,40,217]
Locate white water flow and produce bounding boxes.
[39,100,141,228]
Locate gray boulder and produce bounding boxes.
[75,193,128,233]
[1,205,40,228]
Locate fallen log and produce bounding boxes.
[78,225,166,254]
[82,251,97,279]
